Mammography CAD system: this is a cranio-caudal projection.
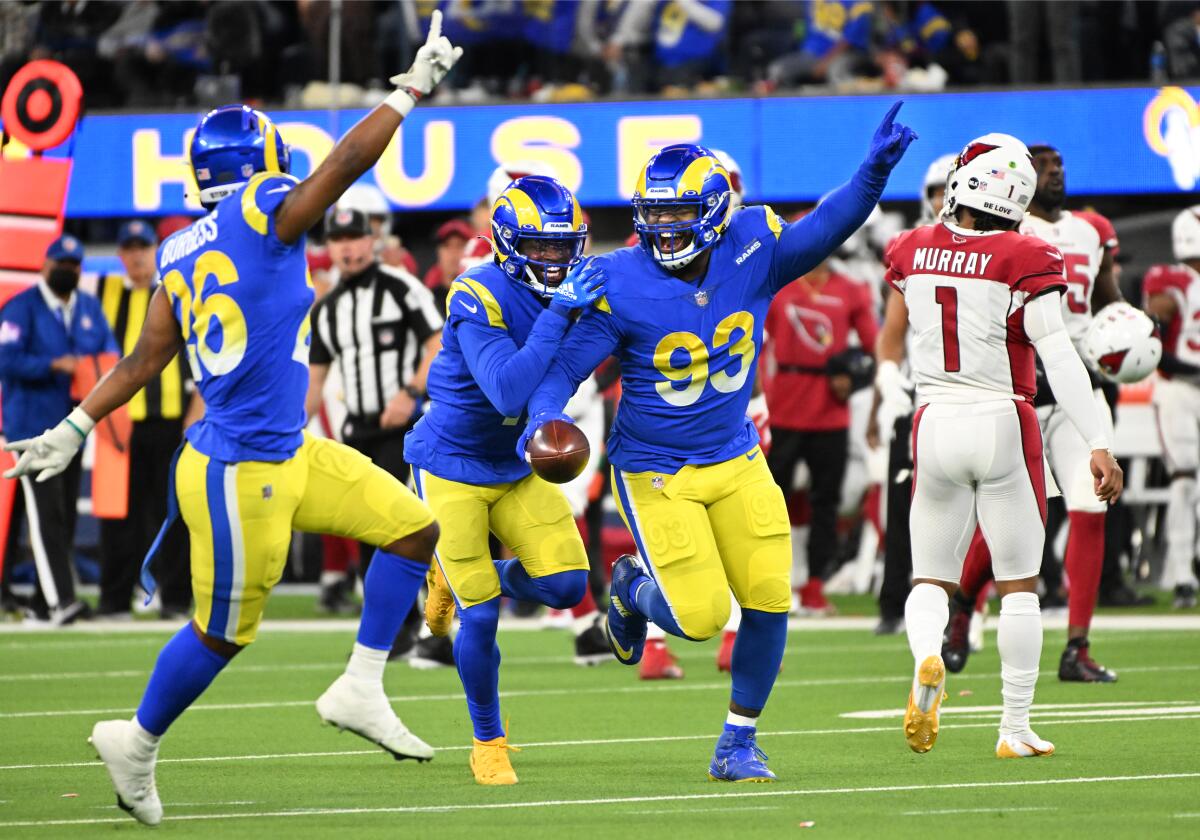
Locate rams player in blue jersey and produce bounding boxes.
[405,175,607,785]
[522,103,916,782]
[3,15,463,825]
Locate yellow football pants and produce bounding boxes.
[611,446,792,640]
[411,468,588,608]
[178,433,434,645]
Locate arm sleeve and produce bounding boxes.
[677,0,727,32]
[768,165,888,294]
[528,306,622,417]
[456,307,572,418]
[1025,292,1110,450]
[0,302,54,382]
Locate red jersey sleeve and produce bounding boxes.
[883,231,909,292]
[1143,264,1190,299]
[1076,210,1119,254]
[1012,238,1067,297]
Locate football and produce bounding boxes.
[526,419,590,484]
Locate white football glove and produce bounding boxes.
[876,360,914,416]
[385,10,463,115]
[3,407,94,482]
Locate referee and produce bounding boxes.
[94,220,193,619]
[307,205,443,541]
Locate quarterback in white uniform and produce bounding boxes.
[1144,207,1200,609]
[885,135,1122,759]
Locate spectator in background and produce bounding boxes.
[726,0,805,87]
[1006,0,1082,84]
[1164,3,1200,80]
[424,218,474,313]
[653,0,732,92]
[93,221,192,620]
[0,236,116,625]
[297,0,379,88]
[762,256,878,616]
[768,0,875,89]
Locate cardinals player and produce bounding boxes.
[1144,207,1200,609]
[944,143,1125,682]
[886,134,1121,758]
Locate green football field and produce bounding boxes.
[2,610,1199,838]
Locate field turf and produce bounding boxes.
[2,608,1199,838]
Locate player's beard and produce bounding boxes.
[1037,180,1065,212]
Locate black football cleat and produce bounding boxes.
[573,617,610,666]
[1059,639,1117,683]
[941,601,971,674]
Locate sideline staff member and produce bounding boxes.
[0,235,116,624]
[94,220,193,619]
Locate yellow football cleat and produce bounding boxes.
[904,654,947,753]
[470,735,520,785]
[995,733,1055,758]
[424,562,456,637]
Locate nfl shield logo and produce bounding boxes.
[694,290,709,307]
[262,485,273,500]
[651,476,664,490]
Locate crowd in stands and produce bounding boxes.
[2,1,1199,111]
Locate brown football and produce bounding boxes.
[527,419,590,484]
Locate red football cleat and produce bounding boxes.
[716,630,736,673]
[639,639,684,680]
[798,579,836,616]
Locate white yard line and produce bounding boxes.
[3,712,1200,772]
[842,700,1200,719]
[4,663,1198,720]
[902,806,1055,816]
[1,772,1197,828]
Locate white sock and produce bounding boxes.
[904,583,948,690]
[129,717,161,753]
[726,712,757,729]
[997,591,1042,735]
[571,610,599,634]
[319,570,345,587]
[723,597,742,632]
[646,622,666,641]
[1167,477,1199,587]
[345,642,388,683]
[790,526,809,585]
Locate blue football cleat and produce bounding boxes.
[708,726,777,783]
[606,555,649,665]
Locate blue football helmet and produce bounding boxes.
[632,144,734,270]
[189,104,290,208]
[491,175,587,297]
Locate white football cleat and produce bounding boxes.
[995,730,1055,758]
[316,674,434,761]
[88,719,163,826]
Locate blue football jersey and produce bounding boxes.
[158,172,313,462]
[533,205,789,473]
[406,262,560,484]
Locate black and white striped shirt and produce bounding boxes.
[310,263,442,418]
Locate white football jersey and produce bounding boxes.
[1019,211,1103,350]
[885,221,1066,405]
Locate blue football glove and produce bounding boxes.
[864,101,918,174]
[550,257,608,312]
[516,411,573,461]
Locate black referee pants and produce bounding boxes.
[19,450,84,613]
[767,427,849,583]
[99,419,190,615]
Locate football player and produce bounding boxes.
[521,103,917,781]
[944,143,1125,682]
[405,176,607,785]
[1144,208,1200,609]
[886,134,1122,759]
[3,16,463,824]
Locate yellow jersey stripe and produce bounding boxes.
[449,277,507,329]
[763,205,783,240]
